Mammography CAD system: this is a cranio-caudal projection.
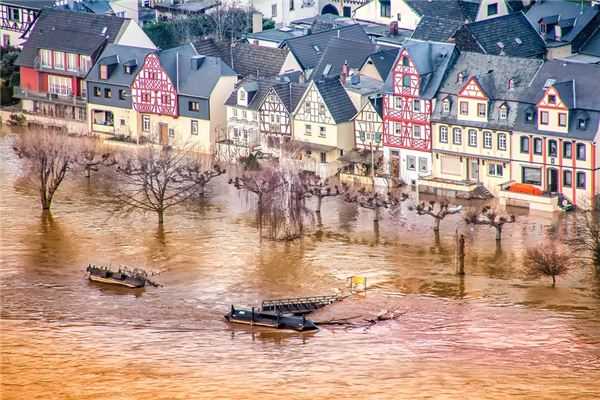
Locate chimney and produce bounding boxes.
[252,12,263,34]
[555,24,562,40]
[389,21,399,36]
[340,60,349,84]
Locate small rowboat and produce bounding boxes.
[225,305,319,332]
[86,265,146,288]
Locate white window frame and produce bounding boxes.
[142,115,150,132]
[413,125,421,139]
[439,126,448,143]
[452,128,462,145]
[67,53,77,72]
[498,133,507,151]
[48,75,71,96]
[40,49,52,68]
[468,129,477,147]
[191,120,198,135]
[483,131,492,149]
[53,51,65,70]
[488,163,503,177]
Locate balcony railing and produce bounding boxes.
[14,86,87,107]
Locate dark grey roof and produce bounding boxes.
[580,26,600,56]
[81,0,113,14]
[225,78,278,110]
[363,48,399,81]
[454,12,546,58]
[284,24,371,71]
[193,39,288,78]
[270,82,308,113]
[383,40,457,99]
[15,8,126,67]
[552,80,576,109]
[246,27,306,45]
[411,16,464,43]
[514,106,600,141]
[405,0,479,22]
[0,0,55,9]
[313,78,357,123]
[312,38,379,79]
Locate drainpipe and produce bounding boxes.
[592,143,596,208]
[572,140,577,206]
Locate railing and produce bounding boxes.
[14,87,87,106]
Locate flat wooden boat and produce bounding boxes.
[225,305,318,332]
[86,265,146,288]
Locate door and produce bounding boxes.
[548,168,558,193]
[391,156,400,178]
[470,159,479,182]
[159,123,168,145]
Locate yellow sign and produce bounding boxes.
[351,276,366,286]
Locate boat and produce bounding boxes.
[224,305,319,332]
[86,264,146,288]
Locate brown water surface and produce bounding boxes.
[1,130,599,399]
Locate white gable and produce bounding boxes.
[114,20,157,50]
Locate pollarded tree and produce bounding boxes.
[464,206,516,241]
[303,175,342,214]
[113,146,224,225]
[13,130,78,211]
[568,209,600,271]
[525,244,571,287]
[410,200,463,232]
[344,188,409,222]
[76,138,116,179]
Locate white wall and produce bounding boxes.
[115,20,157,49]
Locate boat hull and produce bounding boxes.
[225,307,319,332]
[88,275,145,288]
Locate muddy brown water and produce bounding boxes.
[1,129,600,399]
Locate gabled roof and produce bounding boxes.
[284,24,370,71]
[550,80,576,109]
[270,82,308,113]
[353,96,384,121]
[312,38,379,79]
[16,8,127,67]
[580,25,600,57]
[1,0,56,9]
[454,12,546,58]
[193,39,288,78]
[225,78,278,110]
[526,1,600,45]
[405,0,479,22]
[411,16,464,43]
[310,78,357,124]
[363,48,400,82]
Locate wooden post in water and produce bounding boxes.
[455,231,465,275]
[251,307,254,327]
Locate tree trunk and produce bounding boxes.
[495,225,502,241]
[551,275,556,287]
[85,166,91,179]
[374,206,381,222]
[158,210,164,225]
[40,189,52,210]
[456,234,465,275]
[316,195,322,213]
[433,217,441,232]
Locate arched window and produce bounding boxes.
[402,75,411,88]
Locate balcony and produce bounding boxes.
[498,181,560,212]
[14,87,87,107]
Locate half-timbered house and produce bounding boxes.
[0,0,54,48]
[382,40,457,185]
[292,77,357,177]
[353,96,384,151]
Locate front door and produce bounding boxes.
[159,123,168,145]
[470,159,479,182]
[548,168,558,193]
[391,156,400,178]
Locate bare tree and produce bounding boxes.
[76,138,116,179]
[344,188,408,222]
[568,209,600,270]
[113,146,224,225]
[464,206,516,241]
[525,244,571,287]
[410,200,463,232]
[13,130,77,211]
[303,175,342,214]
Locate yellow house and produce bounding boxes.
[292,78,357,177]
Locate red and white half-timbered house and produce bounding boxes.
[382,40,456,185]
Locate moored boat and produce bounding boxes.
[86,264,146,288]
[225,305,319,332]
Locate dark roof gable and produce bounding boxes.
[313,78,357,123]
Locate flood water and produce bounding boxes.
[1,129,600,399]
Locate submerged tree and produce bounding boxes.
[464,206,516,241]
[76,138,116,179]
[410,200,463,232]
[13,130,77,211]
[303,175,342,214]
[568,209,600,270]
[113,146,224,225]
[344,188,409,222]
[525,244,571,287]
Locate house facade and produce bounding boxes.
[0,0,55,48]
[382,40,456,185]
[353,96,383,151]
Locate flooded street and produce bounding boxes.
[1,129,600,399]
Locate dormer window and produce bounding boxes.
[99,64,108,80]
[578,118,587,129]
[124,65,132,74]
[499,104,508,120]
[442,99,450,113]
[548,94,556,104]
[457,72,464,84]
[239,90,246,101]
[526,110,534,122]
[487,3,498,16]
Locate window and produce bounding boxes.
[563,170,572,187]
[439,126,448,143]
[319,104,326,116]
[40,49,52,68]
[92,110,113,126]
[459,101,468,115]
[413,100,420,112]
[407,155,416,171]
[380,0,391,17]
[402,56,409,67]
[540,111,549,125]
[99,64,109,80]
[120,119,126,126]
[402,75,411,88]
[483,131,492,149]
[547,94,556,104]
[577,172,586,189]
[477,103,486,118]
[320,152,327,164]
[142,115,150,132]
[499,105,507,120]
[53,51,64,70]
[189,101,200,112]
[162,94,170,105]
[271,4,277,17]
[563,142,572,158]
[453,128,462,145]
[191,120,198,135]
[520,136,529,153]
[141,93,150,102]
[168,128,175,138]
[548,140,557,157]
[48,75,71,96]
[487,3,498,16]
[442,99,450,113]
[498,133,507,151]
[104,88,112,98]
[9,7,19,21]
[559,113,567,127]
[413,125,421,139]
[118,89,126,100]
[394,96,401,108]
[80,55,92,73]
[238,90,246,101]
[418,157,428,173]
[93,86,101,97]
[67,53,77,72]
[522,167,542,186]
[319,126,326,138]
[534,138,542,155]
[579,118,587,129]
[305,124,311,136]
[242,110,247,119]
[488,163,503,177]
[526,110,534,122]
[468,129,477,147]
[232,108,237,117]
[80,81,87,98]
[576,143,586,161]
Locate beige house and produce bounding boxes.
[292,78,357,177]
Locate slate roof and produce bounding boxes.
[270,82,308,113]
[80,0,113,15]
[1,0,56,9]
[453,12,546,58]
[363,48,400,81]
[432,52,543,131]
[193,39,288,78]
[405,0,479,22]
[225,78,278,110]
[311,78,357,123]
[284,24,371,71]
[312,38,379,79]
[411,16,464,43]
[383,40,457,100]
[15,9,126,67]
[580,26,600,57]
[246,28,306,46]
